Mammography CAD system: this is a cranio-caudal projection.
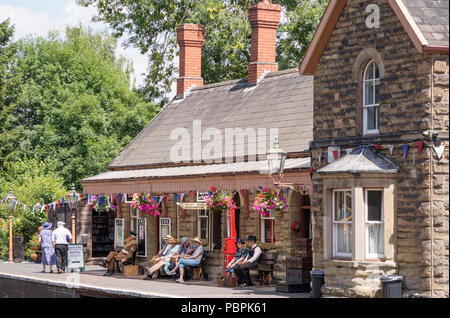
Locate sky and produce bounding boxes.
[0,0,149,88]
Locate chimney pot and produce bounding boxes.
[248,0,281,84]
[176,24,205,97]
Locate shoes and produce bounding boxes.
[167,270,176,276]
[99,260,107,268]
[175,279,184,283]
[116,267,122,274]
[103,270,114,276]
[238,283,248,287]
[152,272,159,279]
[143,275,152,280]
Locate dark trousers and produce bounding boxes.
[234,262,258,285]
[55,244,68,271]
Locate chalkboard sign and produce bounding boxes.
[67,244,85,272]
[137,218,147,257]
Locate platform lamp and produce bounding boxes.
[69,184,76,243]
[6,189,15,262]
[267,136,287,187]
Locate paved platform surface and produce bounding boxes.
[0,262,311,298]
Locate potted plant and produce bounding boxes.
[252,188,288,217]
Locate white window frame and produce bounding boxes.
[159,218,171,251]
[136,217,147,257]
[365,189,385,259]
[197,209,209,244]
[332,189,353,258]
[363,60,380,135]
[130,207,139,235]
[261,211,276,243]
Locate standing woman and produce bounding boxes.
[39,222,56,273]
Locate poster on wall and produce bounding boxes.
[67,244,85,272]
[137,218,147,257]
[159,218,171,250]
[114,218,124,247]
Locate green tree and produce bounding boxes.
[77,0,329,103]
[0,25,159,190]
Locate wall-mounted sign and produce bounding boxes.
[197,191,209,202]
[67,244,85,272]
[176,202,207,210]
[159,218,171,250]
[114,218,124,247]
[137,218,147,257]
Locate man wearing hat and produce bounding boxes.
[234,235,262,287]
[52,221,72,273]
[103,231,137,276]
[225,238,248,277]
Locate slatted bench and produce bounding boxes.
[249,252,277,285]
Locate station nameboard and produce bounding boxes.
[176,202,207,210]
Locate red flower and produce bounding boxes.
[210,186,217,191]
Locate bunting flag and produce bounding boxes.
[62,197,65,207]
[433,145,445,160]
[402,144,409,159]
[174,193,178,202]
[286,187,290,198]
[158,196,164,205]
[374,144,381,152]
[309,166,314,175]
[388,145,395,155]
[417,141,424,155]
[332,150,339,161]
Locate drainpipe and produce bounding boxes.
[429,56,435,298]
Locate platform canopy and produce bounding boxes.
[82,158,311,194]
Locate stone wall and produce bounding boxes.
[310,0,449,298]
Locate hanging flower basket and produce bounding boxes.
[205,187,237,213]
[90,195,111,213]
[130,193,160,217]
[253,187,288,217]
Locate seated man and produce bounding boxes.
[103,232,137,276]
[234,235,262,287]
[167,237,194,276]
[147,234,174,278]
[225,238,248,277]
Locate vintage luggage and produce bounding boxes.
[276,282,310,293]
[224,275,237,288]
[123,265,139,276]
[286,256,312,269]
[286,268,311,284]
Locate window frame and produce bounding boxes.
[130,207,139,235]
[197,209,209,245]
[364,189,385,260]
[261,211,276,243]
[362,60,380,136]
[332,189,353,259]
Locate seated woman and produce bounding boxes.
[143,237,179,280]
[168,237,203,283]
[167,237,194,275]
[225,238,248,277]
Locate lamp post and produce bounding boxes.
[266,138,311,195]
[69,185,76,243]
[6,189,15,262]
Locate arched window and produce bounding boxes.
[363,60,380,135]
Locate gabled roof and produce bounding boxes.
[318,147,399,174]
[108,69,313,170]
[300,0,449,75]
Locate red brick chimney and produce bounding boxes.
[176,24,205,97]
[248,0,281,84]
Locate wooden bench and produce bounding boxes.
[249,252,277,285]
[186,250,209,281]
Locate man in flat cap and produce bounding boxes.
[234,235,262,287]
[103,231,137,276]
[52,221,72,273]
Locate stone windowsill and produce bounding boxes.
[322,259,397,269]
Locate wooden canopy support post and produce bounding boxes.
[9,213,13,262]
[71,213,76,243]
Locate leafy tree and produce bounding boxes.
[77,0,329,103]
[0,25,159,190]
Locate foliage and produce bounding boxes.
[77,0,329,103]
[24,232,40,259]
[130,193,160,217]
[252,187,287,216]
[205,186,237,213]
[0,24,159,190]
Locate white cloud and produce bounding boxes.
[0,0,148,87]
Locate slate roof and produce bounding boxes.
[84,158,310,182]
[109,69,313,169]
[318,147,399,174]
[402,0,449,47]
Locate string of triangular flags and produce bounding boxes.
[0,191,83,215]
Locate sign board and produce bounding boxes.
[176,202,207,210]
[67,244,85,272]
[114,218,124,247]
[159,218,171,250]
[196,191,209,202]
[137,218,147,257]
